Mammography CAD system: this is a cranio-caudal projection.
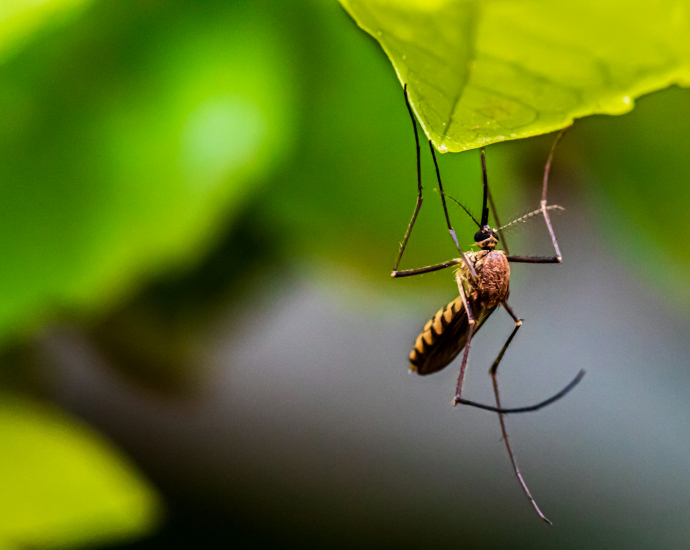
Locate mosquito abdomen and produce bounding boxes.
[410,295,480,375]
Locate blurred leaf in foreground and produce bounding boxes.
[0,0,92,63]
[340,0,690,152]
[0,2,295,346]
[0,393,159,549]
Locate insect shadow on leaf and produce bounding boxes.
[392,84,585,525]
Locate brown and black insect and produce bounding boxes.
[392,84,584,524]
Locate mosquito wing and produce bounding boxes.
[409,296,495,375]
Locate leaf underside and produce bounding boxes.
[340,0,690,152]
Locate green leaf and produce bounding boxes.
[264,1,528,289]
[339,0,690,152]
[0,0,92,63]
[0,393,160,548]
[0,2,295,344]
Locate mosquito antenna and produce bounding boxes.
[500,205,565,232]
[441,192,480,228]
[480,148,490,227]
[455,369,585,414]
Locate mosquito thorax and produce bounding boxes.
[474,225,499,250]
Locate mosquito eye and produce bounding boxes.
[474,231,489,242]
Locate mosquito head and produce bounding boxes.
[474,225,499,250]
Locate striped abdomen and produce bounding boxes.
[408,250,509,375]
[409,295,495,375]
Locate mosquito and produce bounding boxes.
[392,84,585,524]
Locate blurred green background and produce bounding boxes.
[3,1,690,549]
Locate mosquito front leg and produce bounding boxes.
[392,85,476,278]
[506,200,562,264]
[429,143,476,278]
[392,84,424,276]
[507,203,563,263]
[391,259,462,278]
[476,147,512,256]
[507,129,569,264]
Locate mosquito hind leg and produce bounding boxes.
[456,301,585,414]
[491,361,553,524]
[488,302,552,523]
[489,302,522,380]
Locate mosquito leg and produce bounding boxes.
[539,206,562,260]
[455,272,474,327]
[453,326,474,405]
[488,187,509,255]
[539,128,567,260]
[502,301,520,325]
[466,303,523,409]
[505,129,570,264]
[507,256,561,264]
[479,300,551,523]
[492,363,552,524]
[456,301,585,413]
[506,197,561,263]
[481,148,510,254]
[458,372,585,414]
[485,304,523,381]
[392,84,424,276]
[541,128,569,205]
[392,259,461,278]
[452,276,475,405]
[429,142,476,278]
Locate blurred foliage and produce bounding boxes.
[573,85,690,313]
[340,0,690,152]
[0,0,295,346]
[0,0,91,63]
[2,0,690,548]
[0,1,296,546]
[0,392,159,549]
[261,1,526,290]
[89,199,284,391]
